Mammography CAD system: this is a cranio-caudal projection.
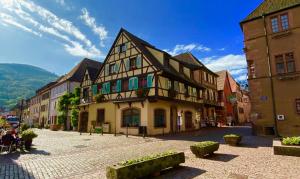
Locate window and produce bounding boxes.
[154,109,166,128]
[281,14,289,30]
[111,81,117,93]
[122,108,140,127]
[271,17,279,33]
[119,43,126,53]
[129,57,137,70]
[83,88,89,100]
[275,52,296,74]
[286,53,295,73]
[275,55,285,74]
[96,109,105,125]
[109,63,115,74]
[247,60,256,78]
[123,79,129,91]
[296,99,300,114]
[139,76,147,88]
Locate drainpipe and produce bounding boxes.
[262,15,279,137]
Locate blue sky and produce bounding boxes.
[0,0,262,82]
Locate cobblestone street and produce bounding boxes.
[1,126,300,179]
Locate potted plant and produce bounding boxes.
[21,129,38,150]
[135,88,149,98]
[190,141,219,158]
[95,94,105,103]
[223,134,242,146]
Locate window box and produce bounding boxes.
[95,94,105,103]
[135,88,149,98]
[106,151,185,179]
[190,141,219,158]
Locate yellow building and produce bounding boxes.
[79,28,218,135]
[241,0,300,136]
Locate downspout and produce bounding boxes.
[262,15,279,136]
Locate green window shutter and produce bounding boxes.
[101,83,106,94]
[106,82,111,93]
[133,77,138,90]
[92,84,98,95]
[147,74,154,88]
[136,55,142,68]
[116,80,122,92]
[105,64,109,75]
[129,78,133,90]
[124,58,130,71]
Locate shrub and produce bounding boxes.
[44,125,50,129]
[224,134,240,138]
[0,118,7,127]
[94,127,102,134]
[71,108,79,128]
[282,137,300,146]
[119,151,176,166]
[190,141,219,158]
[21,129,38,141]
[21,123,29,131]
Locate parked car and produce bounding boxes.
[6,116,20,127]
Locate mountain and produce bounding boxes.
[0,63,58,110]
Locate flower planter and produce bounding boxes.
[106,152,185,179]
[273,140,300,157]
[224,136,242,146]
[190,141,219,158]
[50,124,60,131]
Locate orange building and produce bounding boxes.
[241,0,300,136]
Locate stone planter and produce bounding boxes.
[273,140,300,157]
[190,141,219,158]
[106,152,185,179]
[50,124,60,131]
[224,136,242,146]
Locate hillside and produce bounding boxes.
[0,63,58,110]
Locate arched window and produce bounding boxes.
[154,109,166,128]
[122,108,140,127]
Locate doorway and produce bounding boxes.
[170,106,177,133]
[80,112,89,132]
[97,109,105,126]
[185,111,193,130]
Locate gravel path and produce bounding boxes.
[0,126,299,179]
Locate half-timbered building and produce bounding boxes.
[78,28,218,135]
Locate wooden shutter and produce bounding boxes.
[92,84,98,95]
[147,74,154,88]
[106,82,111,93]
[124,58,130,71]
[105,64,109,76]
[136,55,142,68]
[101,83,106,94]
[116,80,122,92]
[129,78,133,90]
[134,77,138,90]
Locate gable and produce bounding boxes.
[96,31,158,83]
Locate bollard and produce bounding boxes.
[126,124,128,138]
[143,126,145,138]
[101,125,103,136]
[90,128,92,135]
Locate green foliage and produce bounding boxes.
[0,118,6,127]
[21,123,30,131]
[224,134,241,138]
[44,125,50,129]
[57,112,67,125]
[282,137,300,146]
[191,141,219,148]
[58,93,71,112]
[94,127,102,134]
[0,63,57,110]
[119,151,176,166]
[71,108,79,127]
[95,94,105,103]
[21,129,38,141]
[74,87,81,97]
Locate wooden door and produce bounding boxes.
[80,112,89,132]
[185,111,193,129]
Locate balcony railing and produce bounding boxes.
[81,96,92,104]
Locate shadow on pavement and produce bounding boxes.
[154,126,274,148]
[152,166,206,179]
[205,153,239,162]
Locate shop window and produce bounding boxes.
[122,108,140,127]
[154,109,166,128]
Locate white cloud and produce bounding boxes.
[202,54,247,82]
[0,0,105,59]
[218,48,226,51]
[164,43,211,56]
[0,12,42,37]
[80,8,108,46]
[55,0,65,6]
